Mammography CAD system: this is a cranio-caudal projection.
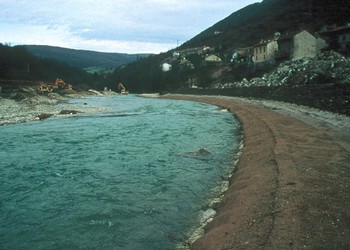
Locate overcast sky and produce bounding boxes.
[0,0,261,54]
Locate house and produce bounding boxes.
[205,55,222,63]
[253,37,279,64]
[320,24,350,54]
[172,51,180,58]
[161,63,172,72]
[276,30,327,61]
[292,30,326,60]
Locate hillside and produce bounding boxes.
[23,45,150,72]
[182,0,350,50]
[112,0,350,93]
[0,44,108,89]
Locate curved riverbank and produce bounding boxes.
[162,94,350,249]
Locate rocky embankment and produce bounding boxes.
[174,51,350,116]
[218,51,350,88]
[0,84,116,126]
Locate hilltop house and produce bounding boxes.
[276,30,327,61]
[173,46,213,59]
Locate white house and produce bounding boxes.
[161,63,172,72]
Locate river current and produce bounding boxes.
[0,95,241,250]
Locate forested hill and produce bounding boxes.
[23,45,150,70]
[0,44,105,88]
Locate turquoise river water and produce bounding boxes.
[0,95,241,250]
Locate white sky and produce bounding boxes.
[0,0,262,54]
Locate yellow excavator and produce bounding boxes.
[117,83,129,94]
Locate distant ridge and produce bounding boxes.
[23,45,151,70]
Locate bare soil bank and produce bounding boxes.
[162,95,350,250]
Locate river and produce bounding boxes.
[0,95,242,250]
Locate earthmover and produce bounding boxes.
[37,78,72,93]
[117,83,129,94]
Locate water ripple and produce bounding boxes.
[0,95,241,250]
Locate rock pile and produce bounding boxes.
[214,51,350,88]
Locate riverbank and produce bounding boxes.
[161,94,350,249]
[0,86,116,126]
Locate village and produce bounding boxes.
[160,23,350,89]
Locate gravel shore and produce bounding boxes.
[162,94,350,249]
[0,89,116,126]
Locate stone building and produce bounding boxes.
[276,30,327,61]
[253,39,279,64]
[292,30,326,60]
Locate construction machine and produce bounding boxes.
[37,78,72,93]
[117,83,129,94]
[37,83,53,93]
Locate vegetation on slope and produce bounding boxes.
[23,45,149,71]
[183,0,350,50]
[0,44,107,88]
